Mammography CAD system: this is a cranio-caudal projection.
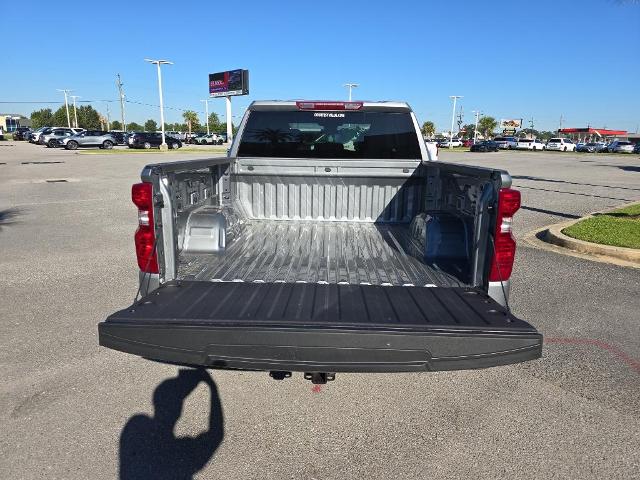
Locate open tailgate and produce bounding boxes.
[99,281,541,372]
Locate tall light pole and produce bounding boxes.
[69,95,80,128]
[343,83,359,101]
[200,99,210,135]
[57,89,72,128]
[116,74,126,132]
[472,110,481,143]
[145,58,173,149]
[449,95,462,148]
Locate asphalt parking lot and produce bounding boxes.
[1,141,639,479]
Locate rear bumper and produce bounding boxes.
[99,322,542,372]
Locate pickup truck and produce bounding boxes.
[99,100,542,383]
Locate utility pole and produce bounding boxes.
[116,74,126,132]
[201,99,210,135]
[343,83,359,101]
[456,105,464,134]
[145,59,173,149]
[559,114,563,133]
[57,89,72,128]
[472,110,481,143]
[529,117,534,137]
[70,95,80,128]
[105,102,111,131]
[449,95,462,148]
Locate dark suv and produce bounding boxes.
[13,127,32,141]
[127,132,182,149]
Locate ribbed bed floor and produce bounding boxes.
[178,221,466,287]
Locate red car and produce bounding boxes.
[463,139,474,148]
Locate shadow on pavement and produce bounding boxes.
[119,368,224,480]
[618,166,640,173]
[512,174,640,192]
[520,205,581,219]
[0,209,21,230]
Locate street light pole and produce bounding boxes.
[343,83,359,101]
[57,89,72,128]
[201,99,210,135]
[449,95,462,149]
[472,110,481,143]
[70,95,80,128]
[145,58,173,149]
[116,74,126,132]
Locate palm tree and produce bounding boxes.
[421,121,435,138]
[182,110,199,135]
[477,116,498,139]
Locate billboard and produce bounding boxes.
[500,118,522,129]
[209,69,249,97]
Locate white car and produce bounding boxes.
[546,138,576,152]
[493,136,518,149]
[607,140,634,153]
[439,138,463,148]
[515,138,546,151]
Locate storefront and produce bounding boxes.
[558,127,627,143]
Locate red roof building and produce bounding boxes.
[558,127,627,140]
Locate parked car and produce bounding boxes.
[193,133,225,145]
[607,140,634,153]
[438,138,463,148]
[128,132,182,149]
[633,143,640,154]
[577,142,607,153]
[13,127,32,141]
[165,130,186,141]
[462,139,474,147]
[108,131,129,145]
[470,140,499,152]
[60,130,117,150]
[41,128,78,147]
[98,99,542,380]
[185,132,203,144]
[515,138,546,150]
[493,136,518,149]
[546,138,576,152]
[37,127,83,145]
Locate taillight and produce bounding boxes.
[295,101,363,110]
[488,188,521,282]
[132,182,158,273]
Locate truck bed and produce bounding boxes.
[178,221,466,287]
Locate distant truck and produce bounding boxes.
[99,100,542,383]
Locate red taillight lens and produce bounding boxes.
[488,188,521,282]
[295,101,363,111]
[132,182,158,273]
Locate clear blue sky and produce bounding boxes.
[2,0,639,132]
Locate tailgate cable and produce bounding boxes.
[489,235,511,314]
[133,235,159,304]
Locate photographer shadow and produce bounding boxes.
[119,368,224,480]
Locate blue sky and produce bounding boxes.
[2,0,639,132]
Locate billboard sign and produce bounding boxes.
[209,69,249,97]
[500,118,522,129]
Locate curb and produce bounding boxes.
[522,203,640,269]
[546,222,640,263]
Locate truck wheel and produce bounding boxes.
[66,141,78,150]
[563,146,567,151]
[171,142,180,150]
[143,142,151,149]
[102,140,113,149]
[532,146,537,150]
[217,139,223,145]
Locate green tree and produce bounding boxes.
[30,108,54,129]
[421,121,435,138]
[110,120,122,130]
[182,110,200,134]
[128,122,144,132]
[75,105,102,129]
[144,119,158,132]
[461,123,476,140]
[477,116,497,138]
[208,112,223,132]
[52,106,72,127]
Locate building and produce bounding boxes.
[0,114,31,132]
[558,127,627,143]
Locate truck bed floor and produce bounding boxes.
[179,221,466,287]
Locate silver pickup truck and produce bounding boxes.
[99,100,541,383]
